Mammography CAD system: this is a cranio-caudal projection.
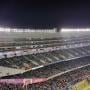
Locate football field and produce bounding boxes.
[83,86,90,90]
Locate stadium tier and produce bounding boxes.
[0,65,90,90]
[0,46,90,77]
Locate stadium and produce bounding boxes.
[0,28,89,90]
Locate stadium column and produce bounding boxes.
[55,25,62,32]
[56,27,60,32]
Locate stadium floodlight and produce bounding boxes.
[0,28,10,32]
[61,28,90,32]
[0,27,56,33]
[5,28,11,32]
[0,28,4,32]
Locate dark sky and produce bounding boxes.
[0,0,90,29]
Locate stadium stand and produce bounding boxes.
[0,30,90,89]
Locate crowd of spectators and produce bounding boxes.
[29,66,90,90]
[21,55,90,78]
[0,65,89,90]
[0,34,90,52]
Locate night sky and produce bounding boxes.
[0,0,90,29]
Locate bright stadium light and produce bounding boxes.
[5,28,11,32]
[61,28,90,32]
[0,27,56,33]
[0,28,4,31]
[0,28,10,32]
